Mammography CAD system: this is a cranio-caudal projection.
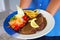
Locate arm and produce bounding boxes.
[46,0,60,16]
[20,0,32,9]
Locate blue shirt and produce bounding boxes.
[29,0,60,36]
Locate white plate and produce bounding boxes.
[11,10,55,39]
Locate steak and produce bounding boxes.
[20,13,47,34]
[20,23,37,35]
[36,13,47,31]
[36,13,44,26]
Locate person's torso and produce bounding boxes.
[29,0,50,10]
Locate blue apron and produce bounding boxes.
[29,0,60,36]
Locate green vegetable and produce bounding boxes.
[10,16,16,21]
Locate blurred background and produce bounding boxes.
[0,0,19,11]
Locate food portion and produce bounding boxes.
[24,10,38,18]
[20,14,47,34]
[9,6,29,31]
[16,6,24,17]
[36,14,47,31]
[9,6,47,34]
[20,22,37,34]
[29,18,39,28]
